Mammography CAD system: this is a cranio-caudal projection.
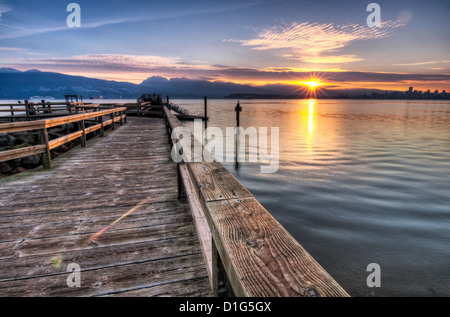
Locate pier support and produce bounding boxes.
[38,128,52,169]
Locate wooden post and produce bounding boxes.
[177,163,186,201]
[10,105,14,117]
[167,95,169,105]
[79,120,87,147]
[235,101,242,127]
[25,100,29,119]
[235,101,242,168]
[212,240,231,297]
[38,128,52,169]
[99,116,104,137]
[204,96,207,119]
[110,113,115,130]
[166,115,172,145]
[119,111,123,126]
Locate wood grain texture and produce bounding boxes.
[164,105,349,297]
[206,198,349,297]
[0,117,211,297]
[188,162,253,202]
[0,145,46,162]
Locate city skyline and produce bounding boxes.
[0,0,449,91]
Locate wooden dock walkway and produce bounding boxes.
[0,103,349,297]
[0,117,212,296]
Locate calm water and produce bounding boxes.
[179,99,450,297]
[2,98,449,296]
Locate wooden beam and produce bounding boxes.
[178,162,213,289]
[0,145,46,162]
[163,104,349,297]
[0,108,126,134]
[48,130,84,150]
[45,107,126,129]
[0,120,45,134]
[38,129,52,169]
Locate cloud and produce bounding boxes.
[32,54,219,72]
[4,53,450,88]
[392,60,450,66]
[233,18,409,64]
[0,2,12,22]
[0,47,22,51]
[0,0,272,40]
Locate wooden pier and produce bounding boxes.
[0,116,212,296]
[0,103,348,297]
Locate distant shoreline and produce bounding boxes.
[1,96,450,103]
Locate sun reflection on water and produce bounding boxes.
[307,99,315,151]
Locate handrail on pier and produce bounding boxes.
[0,100,99,118]
[162,105,349,297]
[0,107,127,169]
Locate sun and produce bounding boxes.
[301,80,323,90]
[286,73,328,98]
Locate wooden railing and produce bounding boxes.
[0,107,127,169]
[0,101,100,119]
[162,105,349,297]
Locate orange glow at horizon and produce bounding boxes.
[11,67,448,92]
[302,80,324,90]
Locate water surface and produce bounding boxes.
[179,99,450,297]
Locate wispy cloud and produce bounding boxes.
[4,53,450,88]
[0,0,272,40]
[0,47,22,51]
[32,54,219,72]
[232,17,409,64]
[392,60,450,66]
[0,2,12,22]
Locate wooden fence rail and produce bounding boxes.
[162,105,349,297]
[0,101,101,118]
[0,107,127,168]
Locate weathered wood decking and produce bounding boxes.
[0,117,212,296]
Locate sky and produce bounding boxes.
[0,0,449,91]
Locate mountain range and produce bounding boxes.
[0,68,385,100]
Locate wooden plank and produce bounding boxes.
[0,145,46,162]
[206,197,349,297]
[0,109,26,112]
[0,120,45,133]
[0,253,207,297]
[48,130,83,150]
[0,200,184,227]
[0,108,126,133]
[45,107,126,128]
[0,235,201,281]
[0,218,192,259]
[187,162,253,202]
[105,276,212,297]
[164,105,349,297]
[0,117,212,297]
[0,207,192,244]
[179,162,212,288]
